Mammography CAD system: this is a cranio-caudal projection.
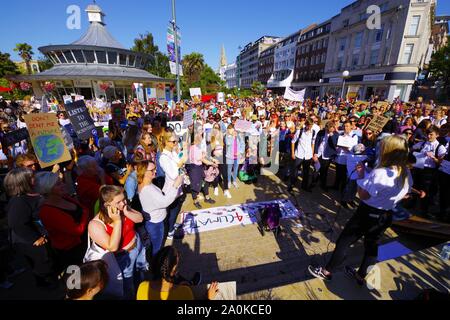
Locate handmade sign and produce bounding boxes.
[65,100,96,140]
[235,120,253,133]
[168,121,187,136]
[111,103,126,124]
[23,113,71,169]
[1,128,29,147]
[337,135,358,149]
[366,115,390,133]
[180,199,302,235]
[183,108,196,128]
[189,88,202,97]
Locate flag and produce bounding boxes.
[284,88,305,102]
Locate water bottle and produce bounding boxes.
[440,244,450,261]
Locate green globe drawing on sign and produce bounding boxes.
[33,135,65,163]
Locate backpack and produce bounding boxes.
[258,203,281,237]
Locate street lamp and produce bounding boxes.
[341,70,350,101]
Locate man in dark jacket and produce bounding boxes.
[313,122,339,191]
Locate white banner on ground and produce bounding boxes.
[180,199,302,235]
[284,88,305,102]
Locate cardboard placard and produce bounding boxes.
[111,103,126,124]
[366,115,390,133]
[23,113,72,169]
[65,100,96,140]
[337,135,357,149]
[1,128,29,147]
[183,109,196,129]
[235,120,253,133]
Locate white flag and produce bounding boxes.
[284,88,306,102]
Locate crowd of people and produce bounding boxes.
[0,92,449,298]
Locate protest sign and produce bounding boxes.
[183,109,196,128]
[168,121,187,136]
[64,100,96,140]
[111,103,126,124]
[284,88,305,102]
[1,128,29,147]
[23,113,71,169]
[366,115,390,133]
[235,120,253,133]
[217,92,225,103]
[337,135,357,149]
[189,88,202,97]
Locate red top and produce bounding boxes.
[104,216,136,250]
[39,198,89,251]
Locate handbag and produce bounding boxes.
[83,219,124,298]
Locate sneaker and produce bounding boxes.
[194,202,202,210]
[190,272,202,286]
[224,190,232,199]
[308,265,332,281]
[167,231,175,240]
[233,182,239,189]
[214,187,219,197]
[205,198,216,204]
[0,280,14,289]
[345,266,365,286]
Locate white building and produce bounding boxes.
[321,0,435,102]
[267,30,302,92]
[238,36,281,88]
[224,63,237,88]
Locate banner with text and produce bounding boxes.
[284,88,305,102]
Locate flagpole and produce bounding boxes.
[171,0,181,102]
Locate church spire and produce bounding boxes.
[220,45,227,68]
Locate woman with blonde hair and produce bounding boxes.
[309,135,413,285]
[134,132,157,162]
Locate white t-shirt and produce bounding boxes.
[292,129,315,160]
[139,184,178,223]
[357,167,412,211]
[159,150,183,197]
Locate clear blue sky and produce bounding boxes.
[1,0,449,71]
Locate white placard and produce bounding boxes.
[189,88,202,97]
[235,120,253,132]
[217,92,225,103]
[284,87,305,102]
[337,135,357,149]
[183,109,196,128]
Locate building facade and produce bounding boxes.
[238,36,281,88]
[292,21,332,98]
[224,63,237,88]
[14,60,40,74]
[267,30,303,92]
[9,4,174,103]
[258,44,276,85]
[321,0,435,102]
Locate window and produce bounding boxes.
[375,25,384,43]
[72,50,85,63]
[322,53,326,63]
[380,2,389,12]
[370,49,379,65]
[402,44,414,64]
[323,38,329,48]
[318,40,322,49]
[96,51,107,64]
[63,51,75,63]
[336,57,343,70]
[352,53,359,66]
[359,12,367,21]
[312,42,317,51]
[56,51,67,63]
[119,53,127,65]
[84,50,96,63]
[343,19,349,27]
[354,32,363,48]
[107,52,117,65]
[339,38,346,51]
[128,55,136,67]
[408,16,420,36]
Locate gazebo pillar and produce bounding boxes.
[31,81,44,100]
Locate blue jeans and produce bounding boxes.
[167,196,184,234]
[227,159,239,186]
[115,235,147,300]
[144,220,165,257]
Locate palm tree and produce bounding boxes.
[14,43,34,75]
[182,53,205,86]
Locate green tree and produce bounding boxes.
[182,52,205,86]
[251,81,265,95]
[37,55,53,72]
[429,36,450,101]
[131,32,170,77]
[14,43,34,75]
[0,51,19,77]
